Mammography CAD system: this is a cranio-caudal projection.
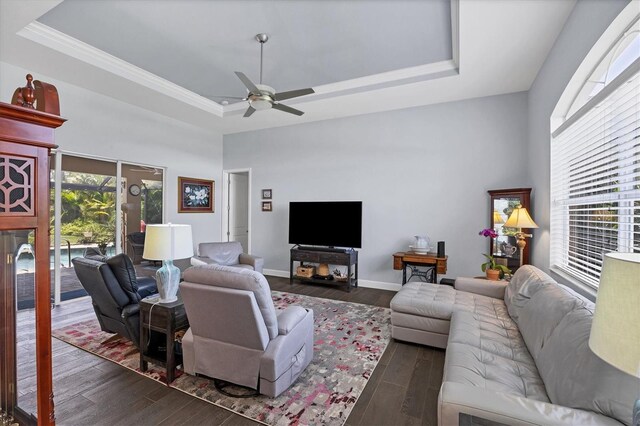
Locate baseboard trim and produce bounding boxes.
[263,269,290,278]
[263,269,400,292]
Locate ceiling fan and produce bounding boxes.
[231,33,315,117]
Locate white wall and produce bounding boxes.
[224,92,529,288]
[526,0,629,294]
[0,61,224,249]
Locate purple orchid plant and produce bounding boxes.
[479,228,498,238]
[478,228,511,276]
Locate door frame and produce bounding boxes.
[221,168,252,254]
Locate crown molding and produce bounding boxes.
[17,21,224,116]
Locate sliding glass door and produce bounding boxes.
[48,153,165,306]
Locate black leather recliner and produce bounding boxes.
[72,253,157,348]
[126,232,146,264]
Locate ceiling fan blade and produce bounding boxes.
[203,95,247,100]
[243,106,256,117]
[235,71,260,94]
[274,88,315,102]
[272,103,304,116]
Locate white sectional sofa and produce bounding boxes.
[390,266,638,425]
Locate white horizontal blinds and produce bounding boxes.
[551,67,640,289]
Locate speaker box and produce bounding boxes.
[437,241,445,257]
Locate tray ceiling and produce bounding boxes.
[0,0,577,134]
[37,0,453,102]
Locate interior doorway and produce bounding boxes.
[223,169,251,253]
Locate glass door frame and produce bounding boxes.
[51,150,166,305]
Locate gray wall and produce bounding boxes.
[224,92,529,287]
[526,0,629,294]
[0,61,224,249]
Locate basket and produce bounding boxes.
[296,265,315,278]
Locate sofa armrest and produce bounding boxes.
[239,253,264,274]
[438,382,622,426]
[454,277,507,299]
[277,306,308,335]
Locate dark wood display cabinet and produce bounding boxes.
[290,247,358,292]
[488,188,532,273]
[0,76,66,425]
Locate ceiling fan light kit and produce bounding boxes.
[233,33,315,117]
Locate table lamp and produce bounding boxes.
[589,252,640,425]
[493,209,505,225]
[504,205,538,266]
[143,224,193,303]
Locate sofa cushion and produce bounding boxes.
[390,281,509,322]
[445,311,549,402]
[198,242,243,265]
[183,264,279,339]
[517,283,587,361]
[535,302,638,425]
[504,265,555,323]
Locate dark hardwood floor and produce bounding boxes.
[16,276,444,426]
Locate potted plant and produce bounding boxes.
[479,228,511,280]
[481,254,511,280]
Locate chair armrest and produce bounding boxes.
[121,303,140,319]
[277,306,308,335]
[438,382,622,426]
[239,253,264,273]
[261,308,314,383]
[454,277,507,299]
[136,276,157,299]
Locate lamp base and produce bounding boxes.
[155,260,180,303]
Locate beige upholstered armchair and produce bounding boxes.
[190,241,264,273]
[180,264,314,397]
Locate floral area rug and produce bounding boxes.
[52,291,391,426]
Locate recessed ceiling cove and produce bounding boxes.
[37,0,452,102]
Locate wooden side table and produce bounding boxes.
[139,297,189,383]
[392,252,448,284]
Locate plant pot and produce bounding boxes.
[486,269,500,281]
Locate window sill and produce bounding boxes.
[549,267,597,302]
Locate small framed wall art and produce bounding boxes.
[262,189,272,199]
[178,177,214,213]
[262,201,272,212]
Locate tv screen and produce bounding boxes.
[289,201,362,248]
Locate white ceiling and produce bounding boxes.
[0,0,576,135]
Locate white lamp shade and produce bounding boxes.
[504,206,539,229]
[589,252,640,377]
[142,224,194,261]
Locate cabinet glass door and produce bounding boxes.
[0,229,37,421]
[488,188,532,272]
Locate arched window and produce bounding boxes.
[550,12,639,289]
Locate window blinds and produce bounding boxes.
[550,65,640,288]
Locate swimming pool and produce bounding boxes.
[16,246,116,272]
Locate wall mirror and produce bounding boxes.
[488,188,532,273]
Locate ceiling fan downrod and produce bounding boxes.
[255,33,268,85]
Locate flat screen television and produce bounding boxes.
[289,201,362,248]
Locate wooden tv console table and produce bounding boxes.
[290,247,358,292]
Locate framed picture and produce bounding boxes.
[262,201,272,212]
[262,189,272,199]
[178,177,214,213]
